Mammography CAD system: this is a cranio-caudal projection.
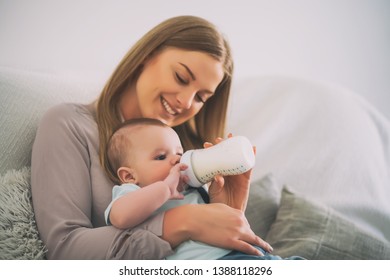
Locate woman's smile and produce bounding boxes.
[161,96,178,116]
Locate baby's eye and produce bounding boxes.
[155,154,167,161]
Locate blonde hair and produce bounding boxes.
[106,118,169,184]
[96,15,233,182]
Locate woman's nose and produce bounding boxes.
[176,89,196,109]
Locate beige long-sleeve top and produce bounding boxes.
[31,103,174,259]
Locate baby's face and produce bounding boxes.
[129,125,183,187]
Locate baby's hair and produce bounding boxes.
[105,118,168,184]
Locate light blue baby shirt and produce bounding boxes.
[105,183,230,260]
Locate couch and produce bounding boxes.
[1,66,390,259]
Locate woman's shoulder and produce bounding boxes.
[43,102,93,118]
[41,102,95,126]
[37,102,97,140]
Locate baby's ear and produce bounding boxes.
[117,167,137,184]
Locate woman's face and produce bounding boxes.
[120,48,224,127]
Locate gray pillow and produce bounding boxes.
[246,173,282,238]
[266,188,390,259]
[0,67,97,175]
[0,167,46,259]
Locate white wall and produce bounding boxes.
[1,0,389,118]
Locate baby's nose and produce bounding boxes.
[171,154,181,165]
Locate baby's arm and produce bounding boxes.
[109,163,187,229]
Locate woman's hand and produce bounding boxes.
[206,134,256,211]
[162,203,273,256]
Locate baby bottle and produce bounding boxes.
[180,136,255,187]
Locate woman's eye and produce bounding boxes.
[175,73,189,85]
[155,154,167,160]
[195,94,205,104]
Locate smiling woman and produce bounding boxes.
[30,15,265,260]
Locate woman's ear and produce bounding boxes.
[117,167,138,184]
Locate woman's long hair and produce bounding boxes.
[96,15,233,182]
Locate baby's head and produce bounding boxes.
[106,118,183,186]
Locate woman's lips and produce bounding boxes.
[161,97,177,116]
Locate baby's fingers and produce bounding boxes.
[171,192,185,200]
[172,163,188,172]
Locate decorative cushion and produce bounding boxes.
[246,174,282,238]
[0,167,46,259]
[266,188,390,260]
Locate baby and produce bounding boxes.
[104,118,303,260]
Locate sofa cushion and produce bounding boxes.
[245,173,282,238]
[0,67,98,175]
[266,188,390,259]
[0,167,46,259]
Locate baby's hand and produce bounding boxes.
[163,163,188,200]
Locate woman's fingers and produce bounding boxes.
[213,175,224,187]
[232,240,264,256]
[252,235,274,253]
[223,226,273,256]
[237,219,274,254]
[203,142,213,148]
[203,133,234,148]
[215,137,223,144]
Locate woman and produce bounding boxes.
[31,15,269,259]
